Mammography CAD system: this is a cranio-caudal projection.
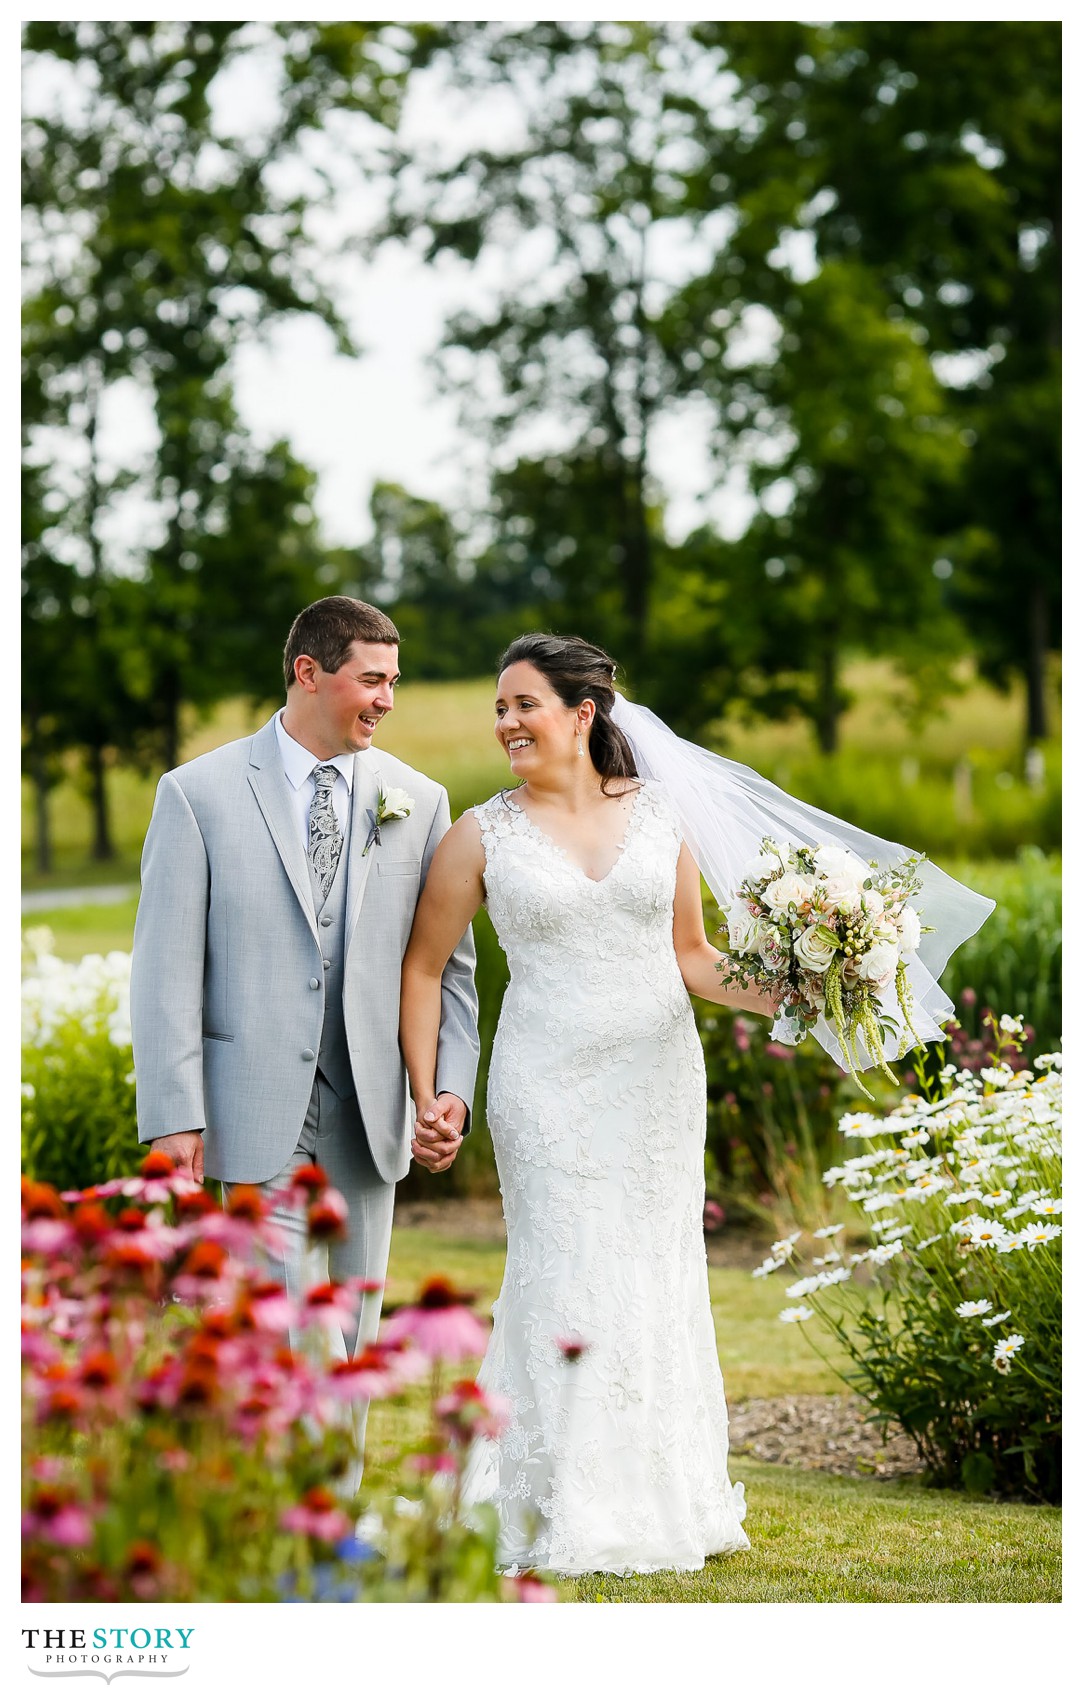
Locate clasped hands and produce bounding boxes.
[411,1092,467,1174]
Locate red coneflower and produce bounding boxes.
[380,1277,489,1361]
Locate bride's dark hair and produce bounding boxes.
[497,632,639,794]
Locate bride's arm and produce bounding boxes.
[401,812,487,1114]
[672,842,778,1018]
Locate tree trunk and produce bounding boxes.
[87,744,115,862]
[27,714,52,876]
[814,642,841,754]
[1025,577,1048,742]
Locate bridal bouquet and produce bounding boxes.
[716,837,930,1094]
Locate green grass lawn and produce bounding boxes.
[364,1227,1060,1604]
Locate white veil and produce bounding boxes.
[611,692,996,1070]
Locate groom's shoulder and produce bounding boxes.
[162,724,266,796]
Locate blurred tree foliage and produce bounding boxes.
[22,21,1059,863]
[21,20,406,864]
[690,20,1061,741]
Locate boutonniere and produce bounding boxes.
[363,786,414,856]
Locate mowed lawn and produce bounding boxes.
[365,1226,1061,1605]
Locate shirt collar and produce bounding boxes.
[274,711,355,793]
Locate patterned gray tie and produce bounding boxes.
[308,764,344,897]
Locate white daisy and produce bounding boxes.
[981,1310,1012,1328]
[955,1299,993,1318]
[778,1306,814,1324]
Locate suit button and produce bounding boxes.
[320,915,333,927]
[301,1048,315,1062]
[309,978,320,990]
[322,959,331,970]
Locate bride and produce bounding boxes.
[399,633,776,1576]
[399,631,992,1577]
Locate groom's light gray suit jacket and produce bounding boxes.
[130,714,479,1185]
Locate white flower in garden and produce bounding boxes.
[981,1311,1012,1328]
[955,1300,993,1318]
[793,923,838,973]
[981,1189,1013,1208]
[1034,1051,1062,1071]
[915,1236,943,1251]
[1031,1198,1062,1216]
[752,1256,788,1279]
[866,1242,903,1266]
[815,1266,852,1288]
[939,1062,959,1080]
[964,1218,1005,1247]
[1019,1222,1062,1249]
[838,1112,878,1138]
[981,1065,1016,1088]
[881,1224,913,1242]
[771,1233,802,1257]
[901,1131,931,1150]
[812,1252,842,1267]
[993,1333,1024,1358]
[996,1234,1025,1255]
[779,1306,815,1324]
[813,1223,844,1239]
[863,1193,902,1214]
[998,1014,1024,1035]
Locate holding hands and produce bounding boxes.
[411,1092,467,1173]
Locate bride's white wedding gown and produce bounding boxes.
[460,781,749,1576]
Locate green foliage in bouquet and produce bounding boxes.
[756,1020,1061,1502]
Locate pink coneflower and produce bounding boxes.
[503,1571,559,1603]
[307,1188,349,1240]
[702,1200,725,1233]
[280,1487,350,1543]
[324,1340,425,1401]
[300,1281,358,1336]
[436,1378,511,1441]
[237,1280,296,1335]
[405,1452,458,1476]
[555,1336,589,1363]
[23,1489,93,1548]
[21,1218,73,1256]
[380,1278,489,1362]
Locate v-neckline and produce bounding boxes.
[505,783,645,887]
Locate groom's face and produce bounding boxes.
[318,641,399,754]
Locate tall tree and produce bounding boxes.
[694,20,1061,740]
[22,22,406,808]
[378,22,735,671]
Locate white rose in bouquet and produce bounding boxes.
[747,840,794,880]
[793,924,838,974]
[725,902,760,952]
[897,905,922,955]
[763,872,815,915]
[858,939,899,985]
[813,844,868,885]
[758,926,787,971]
[862,888,886,920]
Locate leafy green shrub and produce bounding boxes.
[21,929,142,1191]
[758,1022,1061,1501]
[939,849,1061,1050]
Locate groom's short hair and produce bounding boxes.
[284,597,400,689]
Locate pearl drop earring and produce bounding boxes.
[577,725,585,757]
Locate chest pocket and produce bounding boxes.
[377,860,421,877]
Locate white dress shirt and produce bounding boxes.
[274,711,355,856]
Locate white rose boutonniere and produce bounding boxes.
[363,786,414,856]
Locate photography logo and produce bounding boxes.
[23,1628,194,1682]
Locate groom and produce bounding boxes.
[130,596,479,1438]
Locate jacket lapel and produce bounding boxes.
[247,715,319,943]
[345,753,381,957]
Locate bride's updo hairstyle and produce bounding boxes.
[497,632,639,794]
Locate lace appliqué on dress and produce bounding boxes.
[460,783,749,1576]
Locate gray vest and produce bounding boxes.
[307,802,354,1100]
